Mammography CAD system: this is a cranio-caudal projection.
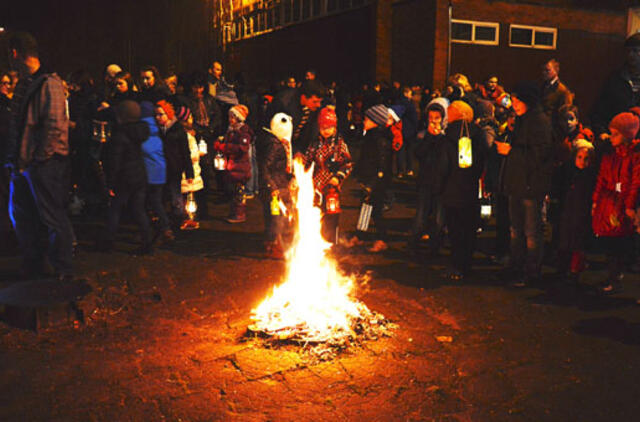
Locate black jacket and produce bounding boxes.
[500,106,553,199]
[554,163,596,251]
[356,126,393,186]
[106,121,149,191]
[414,130,445,187]
[433,120,486,207]
[160,122,194,183]
[258,132,293,193]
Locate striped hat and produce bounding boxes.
[230,104,249,121]
[176,105,192,122]
[365,104,389,127]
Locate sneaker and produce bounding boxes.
[512,278,528,288]
[226,215,246,224]
[245,192,255,199]
[444,270,464,281]
[368,239,388,252]
[599,278,623,295]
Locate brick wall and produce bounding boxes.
[443,0,627,120]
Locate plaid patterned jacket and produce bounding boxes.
[303,134,353,191]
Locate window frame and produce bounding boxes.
[508,24,557,50]
[451,19,500,46]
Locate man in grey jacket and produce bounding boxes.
[4,31,74,281]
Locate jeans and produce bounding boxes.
[508,196,544,279]
[146,183,169,231]
[9,155,74,276]
[245,143,259,194]
[107,186,151,247]
[410,184,432,241]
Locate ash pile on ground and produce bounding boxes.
[245,302,397,361]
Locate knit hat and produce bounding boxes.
[625,32,640,48]
[156,100,175,120]
[139,101,155,118]
[115,100,141,124]
[609,112,640,141]
[364,104,389,127]
[317,107,337,130]
[177,105,192,122]
[230,104,249,122]
[105,64,122,78]
[511,81,541,107]
[447,100,474,123]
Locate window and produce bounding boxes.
[312,0,322,16]
[303,0,311,19]
[284,0,292,23]
[292,0,301,21]
[509,24,557,49]
[451,20,499,45]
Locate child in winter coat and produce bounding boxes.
[259,112,295,259]
[555,140,596,283]
[155,100,194,229]
[432,100,486,279]
[410,97,448,253]
[214,105,254,223]
[104,100,153,254]
[177,106,204,230]
[592,112,640,293]
[303,106,353,243]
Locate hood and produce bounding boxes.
[142,116,160,137]
[119,121,150,145]
[426,97,449,130]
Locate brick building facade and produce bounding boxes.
[220,0,633,117]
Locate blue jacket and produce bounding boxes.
[141,116,167,185]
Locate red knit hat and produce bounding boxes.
[609,112,640,141]
[156,100,175,120]
[230,104,249,122]
[317,106,337,130]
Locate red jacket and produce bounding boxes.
[215,123,254,183]
[592,144,640,237]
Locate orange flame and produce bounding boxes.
[250,157,367,341]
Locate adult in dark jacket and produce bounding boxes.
[266,80,325,153]
[496,81,553,286]
[259,112,295,259]
[355,105,393,249]
[104,100,152,254]
[0,71,14,253]
[591,33,640,137]
[432,101,486,278]
[410,97,448,252]
[155,100,194,225]
[139,65,171,104]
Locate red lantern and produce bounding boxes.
[324,186,341,214]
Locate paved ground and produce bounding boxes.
[1,177,640,422]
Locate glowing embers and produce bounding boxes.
[249,158,395,349]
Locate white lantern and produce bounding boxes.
[214,152,227,171]
[185,192,197,219]
[198,139,208,155]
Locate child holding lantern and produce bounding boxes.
[214,105,254,223]
[303,106,353,243]
[177,106,205,230]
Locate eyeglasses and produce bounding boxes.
[0,81,10,86]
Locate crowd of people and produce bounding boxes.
[3,30,640,295]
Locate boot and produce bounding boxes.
[226,201,246,223]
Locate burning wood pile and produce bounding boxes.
[247,158,396,358]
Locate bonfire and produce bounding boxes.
[249,158,394,347]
